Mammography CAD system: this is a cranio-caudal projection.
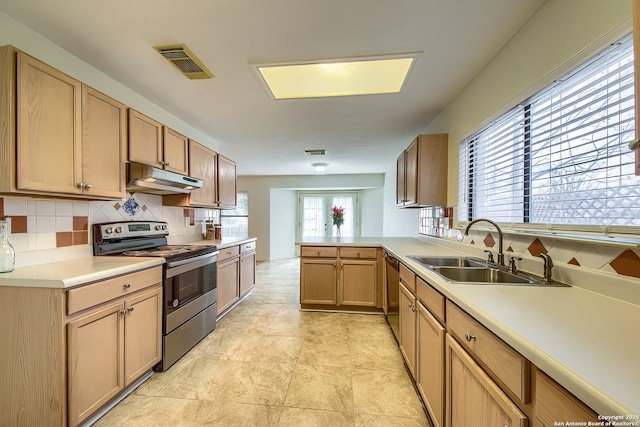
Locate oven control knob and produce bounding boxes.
[162,225,168,230]
[155,225,163,230]
[172,299,179,308]
[105,227,113,234]
[115,227,122,233]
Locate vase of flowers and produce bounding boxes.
[331,205,345,237]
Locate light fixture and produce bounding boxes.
[312,163,329,172]
[253,53,420,100]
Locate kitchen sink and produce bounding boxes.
[431,266,533,284]
[407,255,485,268]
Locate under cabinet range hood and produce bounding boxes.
[126,162,203,195]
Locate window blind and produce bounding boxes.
[459,33,640,231]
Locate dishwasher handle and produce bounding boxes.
[384,251,399,270]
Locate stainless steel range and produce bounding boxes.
[93,220,218,371]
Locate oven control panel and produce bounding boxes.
[94,221,169,242]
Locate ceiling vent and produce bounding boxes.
[153,44,214,80]
[304,149,326,156]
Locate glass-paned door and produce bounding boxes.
[298,192,360,238]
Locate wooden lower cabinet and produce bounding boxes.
[417,301,445,427]
[534,370,598,426]
[300,258,337,304]
[339,259,377,306]
[217,256,240,315]
[239,250,256,297]
[399,281,417,377]
[445,335,527,427]
[299,246,381,309]
[67,285,161,427]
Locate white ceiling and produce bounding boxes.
[0,0,545,176]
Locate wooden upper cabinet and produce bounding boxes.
[128,109,163,168]
[17,51,82,194]
[162,127,188,175]
[634,0,640,175]
[128,109,188,175]
[188,140,217,207]
[13,51,124,199]
[81,86,126,199]
[217,153,237,209]
[396,134,448,208]
[396,151,406,206]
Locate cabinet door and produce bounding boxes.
[445,335,527,427]
[163,127,189,175]
[128,109,162,168]
[417,302,445,427]
[217,154,237,208]
[81,86,126,199]
[339,259,377,306]
[239,251,256,297]
[217,258,240,315]
[67,302,125,427]
[399,282,416,378]
[188,140,217,207]
[124,286,162,386]
[404,138,418,206]
[534,370,598,426]
[396,151,406,206]
[416,134,448,206]
[17,52,82,194]
[300,259,337,305]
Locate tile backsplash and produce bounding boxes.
[0,193,219,254]
[419,206,640,280]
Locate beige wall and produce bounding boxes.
[422,0,632,208]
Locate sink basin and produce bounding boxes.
[431,267,533,284]
[407,255,485,268]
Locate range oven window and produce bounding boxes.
[166,261,217,312]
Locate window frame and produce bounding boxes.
[458,32,640,238]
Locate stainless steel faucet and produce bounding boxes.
[464,218,505,266]
[539,253,554,283]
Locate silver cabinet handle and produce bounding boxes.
[84,183,92,189]
[76,182,85,189]
[465,332,477,342]
[127,306,135,313]
[123,283,132,289]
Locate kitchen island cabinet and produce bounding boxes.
[1,46,126,199]
[299,245,382,311]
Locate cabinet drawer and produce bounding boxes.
[535,370,598,425]
[240,241,256,254]
[67,266,162,315]
[399,263,416,294]
[416,276,445,323]
[218,245,240,262]
[339,247,377,259]
[301,246,337,258]
[446,300,530,403]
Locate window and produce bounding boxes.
[298,192,360,238]
[220,191,248,237]
[459,33,640,232]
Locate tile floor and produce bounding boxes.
[95,258,431,427]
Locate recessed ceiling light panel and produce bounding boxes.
[253,53,420,100]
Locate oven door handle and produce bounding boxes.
[166,251,219,278]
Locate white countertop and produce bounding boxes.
[0,256,165,289]
[299,236,640,417]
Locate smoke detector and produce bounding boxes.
[154,44,214,80]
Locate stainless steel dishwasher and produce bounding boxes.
[384,251,400,343]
